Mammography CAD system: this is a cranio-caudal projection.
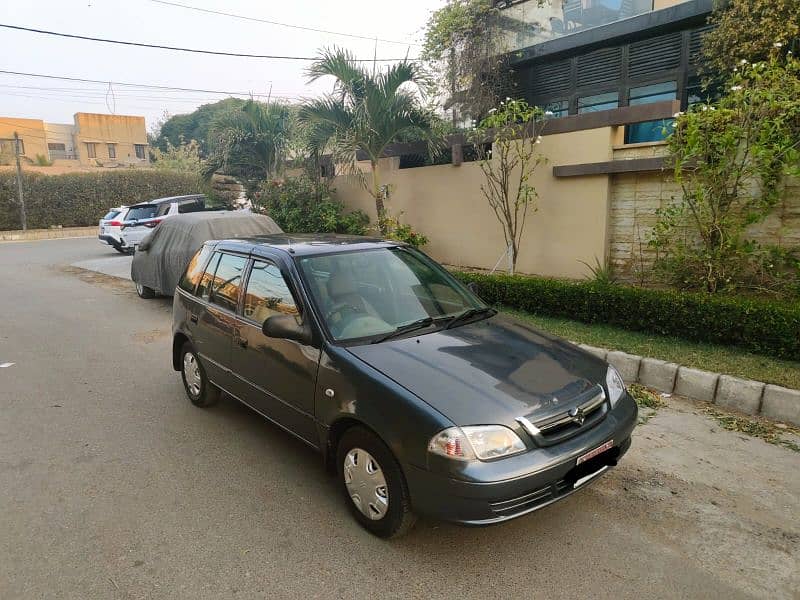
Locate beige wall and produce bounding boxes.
[0,118,48,163]
[334,127,615,278]
[73,113,149,166]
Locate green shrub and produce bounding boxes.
[0,170,204,230]
[255,175,369,235]
[454,271,800,361]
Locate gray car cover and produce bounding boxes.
[130,211,282,295]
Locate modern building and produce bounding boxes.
[0,112,149,167]
[496,0,714,142]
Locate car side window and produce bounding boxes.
[242,260,300,324]
[208,253,247,312]
[178,245,214,294]
[197,252,222,301]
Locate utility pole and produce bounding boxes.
[13,132,27,231]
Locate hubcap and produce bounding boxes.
[136,283,144,295]
[343,448,388,520]
[183,352,202,397]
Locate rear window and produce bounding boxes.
[126,205,157,221]
[103,210,120,220]
[178,198,205,214]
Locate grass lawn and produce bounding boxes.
[504,307,800,390]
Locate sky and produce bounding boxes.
[0,0,443,131]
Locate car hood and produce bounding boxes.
[347,314,607,428]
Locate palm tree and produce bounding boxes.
[204,100,292,183]
[298,48,437,230]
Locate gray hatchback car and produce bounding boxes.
[172,235,637,538]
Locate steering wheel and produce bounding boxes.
[325,302,362,322]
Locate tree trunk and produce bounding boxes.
[372,162,388,233]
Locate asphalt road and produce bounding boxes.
[1,238,798,600]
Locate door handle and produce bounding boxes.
[237,338,248,348]
[189,314,198,324]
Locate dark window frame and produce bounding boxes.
[134,144,146,159]
[107,143,116,159]
[239,257,302,326]
[85,142,97,159]
[205,252,248,314]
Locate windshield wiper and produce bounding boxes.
[444,307,497,330]
[371,317,435,344]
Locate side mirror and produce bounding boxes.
[467,281,481,296]
[262,314,312,345]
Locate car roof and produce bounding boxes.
[213,233,403,257]
[129,194,205,207]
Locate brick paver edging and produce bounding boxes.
[578,344,800,427]
[0,226,96,241]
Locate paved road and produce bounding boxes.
[1,238,798,600]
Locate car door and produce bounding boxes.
[229,257,321,446]
[191,250,248,390]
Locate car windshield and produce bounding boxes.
[125,205,157,221]
[298,247,487,342]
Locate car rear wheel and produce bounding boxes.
[180,342,220,407]
[336,426,416,538]
[135,282,156,299]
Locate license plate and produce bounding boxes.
[576,440,613,465]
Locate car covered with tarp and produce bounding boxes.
[131,211,282,298]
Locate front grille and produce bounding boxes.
[517,385,608,447]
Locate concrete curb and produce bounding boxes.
[0,226,96,242]
[576,343,800,427]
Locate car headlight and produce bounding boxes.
[428,425,526,461]
[606,365,626,407]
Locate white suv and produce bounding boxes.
[120,195,207,251]
[98,207,128,253]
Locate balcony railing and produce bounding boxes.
[496,0,656,51]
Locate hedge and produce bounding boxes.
[454,271,800,361]
[0,170,204,230]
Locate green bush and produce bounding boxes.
[454,271,800,361]
[255,175,369,235]
[0,170,204,230]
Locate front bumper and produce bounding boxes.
[404,393,638,525]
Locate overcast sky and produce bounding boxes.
[0,0,442,130]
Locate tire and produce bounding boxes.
[336,426,416,539]
[180,342,220,408]
[135,282,156,299]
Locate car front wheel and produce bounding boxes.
[135,282,156,299]
[180,342,220,407]
[336,426,416,538]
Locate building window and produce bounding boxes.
[0,139,24,155]
[86,143,97,158]
[107,144,116,159]
[577,91,619,114]
[543,100,569,118]
[625,81,677,144]
[134,144,146,160]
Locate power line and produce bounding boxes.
[0,69,300,99]
[147,0,421,47]
[0,83,302,102]
[0,23,416,62]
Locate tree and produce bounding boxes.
[154,98,248,155]
[651,53,800,295]
[298,47,437,232]
[150,138,203,175]
[470,98,546,274]
[703,0,799,76]
[421,1,546,124]
[203,100,292,185]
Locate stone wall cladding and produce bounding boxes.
[608,145,800,284]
